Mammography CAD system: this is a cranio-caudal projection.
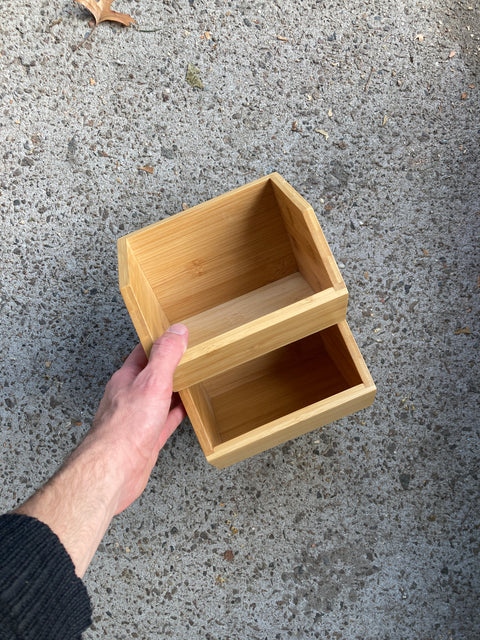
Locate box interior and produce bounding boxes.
[192,325,364,445]
[127,177,335,347]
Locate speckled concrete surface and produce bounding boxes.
[1,1,479,638]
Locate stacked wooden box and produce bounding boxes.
[118,173,376,468]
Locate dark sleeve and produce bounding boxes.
[0,513,92,640]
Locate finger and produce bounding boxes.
[120,343,148,378]
[158,403,186,449]
[146,324,189,382]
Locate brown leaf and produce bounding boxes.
[448,50,456,58]
[74,0,136,26]
[138,166,154,174]
[454,327,471,335]
[223,550,234,562]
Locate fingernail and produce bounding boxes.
[167,323,188,336]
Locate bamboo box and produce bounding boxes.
[182,321,376,468]
[118,173,348,391]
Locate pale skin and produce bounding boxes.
[15,324,189,578]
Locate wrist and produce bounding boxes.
[16,437,123,577]
[68,433,127,516]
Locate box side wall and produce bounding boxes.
[322,321,376,390]
[180,384,221,454]
[207,385,376,468]
[173,288,348,390]
[270,173,346,293]
[118,237,170,356]
[207,335,353,442]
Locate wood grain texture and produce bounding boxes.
[182,273,315,347]
[185,321,376,468]
[206,384,376,468]
[179,384,219,453]
[118,173,349,390]
[117,236,169,357]
[270,173,346,292]
[117,174,375,468]
[173,287,348,390]
[128,176,298,321]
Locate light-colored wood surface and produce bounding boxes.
[117,236,170,356]
[118,173,349,389]
[182,272,315,347]
[179,384,219,454]
[206,384,376,468]
[270,173,345,293]
[173,287,347,390]
[182,321,376,468]
[118,174,375,468]
[127,175,298,322]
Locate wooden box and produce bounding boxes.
[118,173,348,391]
[118,174,375,467]
[182,321,375,468]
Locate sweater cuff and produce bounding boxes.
[0,513,92,639]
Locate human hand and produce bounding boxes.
[83,324,189,514]
[15,325,188,578]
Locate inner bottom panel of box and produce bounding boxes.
[193,324,362,444]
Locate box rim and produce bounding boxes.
[205,382,376,468]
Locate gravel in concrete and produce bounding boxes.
[1,1,479,638]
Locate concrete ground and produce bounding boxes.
[1,0,479,638]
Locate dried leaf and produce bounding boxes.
[186,63,204,89]
[454,327,471,335]
[315,128,329,140]
[449,50,456,58]
[138,166,154,174]
[223,550,234,562]
[74,0,136,26]
[461,92,468,100]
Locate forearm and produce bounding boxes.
[15,438,121,578]
[14,325,188,580]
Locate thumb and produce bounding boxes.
[147,324,189,382]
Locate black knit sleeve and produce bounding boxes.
[0,513,92,639]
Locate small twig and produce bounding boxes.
[73,24,98,52]
[364,65,375,92]
[47,17,63,31]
